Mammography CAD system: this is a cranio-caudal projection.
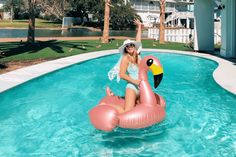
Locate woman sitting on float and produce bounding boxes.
[89,19,166,132]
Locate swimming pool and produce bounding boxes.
[0,52,235,156]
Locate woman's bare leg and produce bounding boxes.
[108,104,124,113]
[105,87,138,113]
[106,87,114,96]
[124,88,137,112]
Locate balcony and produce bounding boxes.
[133,5,177,13]
[176,0,194,4]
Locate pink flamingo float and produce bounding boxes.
[89,56,166,131]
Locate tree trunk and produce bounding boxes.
[102,0,110,43]
[27,0,35,44]
[159,0,166,44]
[10,5,14,23]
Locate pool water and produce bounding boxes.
[0,52,235,156]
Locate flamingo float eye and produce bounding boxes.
[146,59,153,66]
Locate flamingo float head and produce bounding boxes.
[139,56,163,88]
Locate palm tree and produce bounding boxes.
[102,0,110,43]
[159,0,166,44]
[27,0,36,44]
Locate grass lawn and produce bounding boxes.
[0,39,193,64]
[0,18,61,28]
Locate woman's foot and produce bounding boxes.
[106,87,114,96]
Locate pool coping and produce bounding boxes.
[0,49,236,95]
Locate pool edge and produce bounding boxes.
[0,49,236,95]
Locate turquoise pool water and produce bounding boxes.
[0,52,235,156]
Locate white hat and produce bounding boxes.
[118,39,142,54]
[108,39,142,82]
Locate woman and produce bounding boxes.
[107,19,143,113]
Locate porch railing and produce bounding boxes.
[148,28,221,44]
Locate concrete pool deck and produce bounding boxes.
[0,49,236,95]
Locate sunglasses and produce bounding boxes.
[125,43,135,48]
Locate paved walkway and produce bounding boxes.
[0,49,236,95]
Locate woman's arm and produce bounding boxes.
[134,19,143,42]
[138,55,142,64]
[119,56,140,86]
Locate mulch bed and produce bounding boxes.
[0,59,49,74]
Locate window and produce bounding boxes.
[149,1,155,11]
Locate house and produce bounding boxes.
[128,0,236,59]
[127,0,194,27]
[0,0,10,20]
[194,0,235,59]
[0,0,5,20]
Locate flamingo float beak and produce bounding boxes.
[149,64,163,88]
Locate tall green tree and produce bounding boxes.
[110,0,140,30]
[68,0,139,30]
[37,0,69,21]
[69,0,98,24]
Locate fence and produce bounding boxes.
[148,28,221,44]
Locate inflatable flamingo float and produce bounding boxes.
[89,56,166,131]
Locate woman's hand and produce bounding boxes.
[134,79,141,86]
[134,19,142,27]
[134,19,143,42]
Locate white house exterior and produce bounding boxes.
[220,0,235,58]
[0,0,10,20]
[128,0,194,27]
[133,0,235,59]
[194,0,235,59]
[0,0,5,19]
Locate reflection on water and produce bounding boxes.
[0,28,148,38]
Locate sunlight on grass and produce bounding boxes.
[0,40,192,63]
[0,18,62,28]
